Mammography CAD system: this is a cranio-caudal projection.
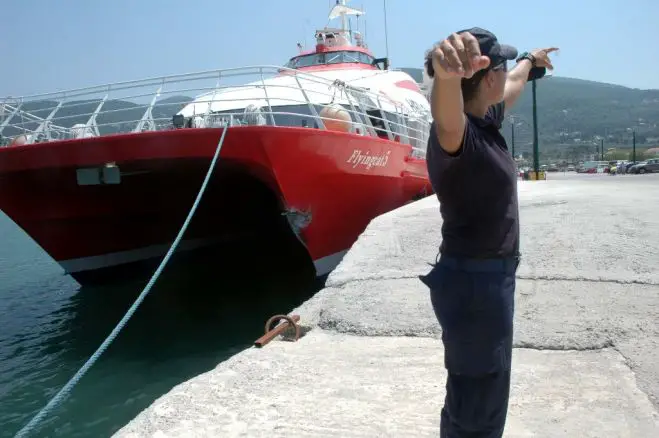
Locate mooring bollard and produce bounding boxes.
[254,314,301,348]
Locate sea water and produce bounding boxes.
[0,212,320,437]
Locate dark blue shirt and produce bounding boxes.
[426,102,519,258]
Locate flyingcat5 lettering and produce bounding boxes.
[346,149,391,169]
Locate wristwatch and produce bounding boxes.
[516,51,536,66]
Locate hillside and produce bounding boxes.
[0,96,191,140]
[3,71,659,161]
[401,68,659,160]
[506,76,659,145]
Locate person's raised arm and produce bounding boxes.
[426,32,491,154]
[503,48,559,111]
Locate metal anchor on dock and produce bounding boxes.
[254,314,301,348]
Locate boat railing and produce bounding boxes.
[0,66,431,156]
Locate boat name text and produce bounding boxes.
[346,149,391,169]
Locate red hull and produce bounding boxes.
[0,126,431,282]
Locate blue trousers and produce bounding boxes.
[420,255,519,438]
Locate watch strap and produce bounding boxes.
[516,51,536,66]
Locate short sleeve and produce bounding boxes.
[427,118,478,161]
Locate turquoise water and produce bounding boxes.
[0,212,320,437]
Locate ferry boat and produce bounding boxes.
[0,1,432,285]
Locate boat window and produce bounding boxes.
[364,109,410,141]
[365,109,389,138]
[285,51,375,69]
[271,104,323,128]
[358,52,374,65]
[208,104,328,129]
[271,103,368,128]
[382,111,405,136]
[205,103,414,137]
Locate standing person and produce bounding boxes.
[419,28,557,437]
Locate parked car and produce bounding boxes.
[629,159,659,174]
[610,161,627,175]
[578,161,609,174]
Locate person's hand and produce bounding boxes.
[530,48,559,70]
[428,32,491,80]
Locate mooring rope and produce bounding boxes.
[14,126,230,438]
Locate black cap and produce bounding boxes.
[459,27,518,68]
[425,27,517,77]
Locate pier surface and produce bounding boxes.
[116,174,659,437]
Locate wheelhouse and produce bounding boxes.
[285,50,376,69]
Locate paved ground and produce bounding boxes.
[115,173,659,437]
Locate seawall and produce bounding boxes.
[115,174,659,437]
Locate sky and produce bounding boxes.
[1,0,657,97]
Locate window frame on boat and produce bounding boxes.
[206,103,416,144]
[284,51,376,69]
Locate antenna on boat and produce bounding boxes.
[328,0,365,45]
[344,5,350,33]
[348,12,352,37]
[363,3,367,45]
[383,0,390,60]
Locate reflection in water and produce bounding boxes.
[0,222,323,437]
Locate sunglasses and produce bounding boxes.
[492,61,508,72]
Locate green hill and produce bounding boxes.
[4,71,659,162]
[505,76,659,148]
[400,67,659,160]
[0,96,193,140]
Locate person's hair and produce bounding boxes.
[461,69,489,103]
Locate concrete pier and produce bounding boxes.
[116,174,659,437]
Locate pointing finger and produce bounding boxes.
[538,52,555,70]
